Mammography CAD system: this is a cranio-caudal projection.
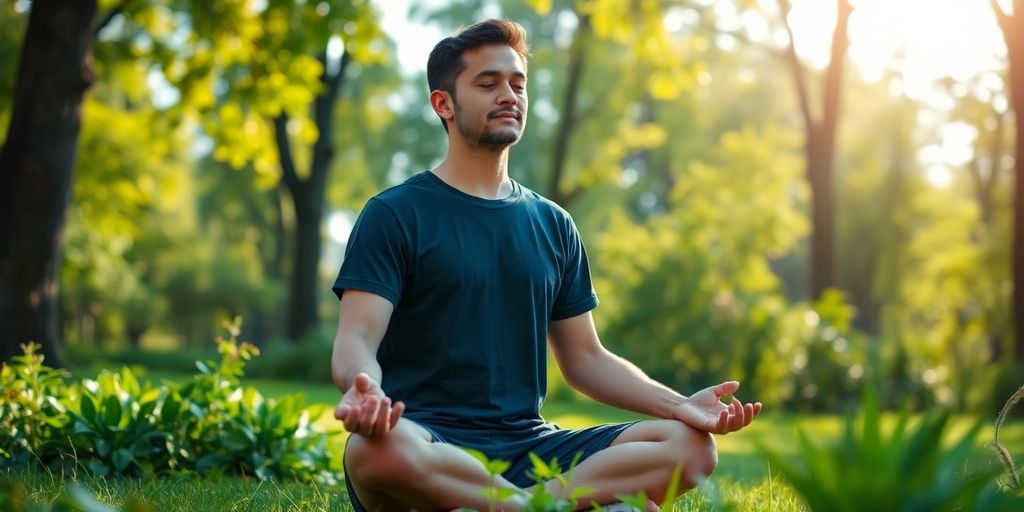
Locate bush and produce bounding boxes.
[0,319,340,484]
[757,388,1024,511]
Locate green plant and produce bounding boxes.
[758,389,1024,511]
[464,449,696,512]
[0,478,153,512]
[989,383,1023,490]
[60,368,171,478]
[1,318,341,483]
[162,317,340,483]
[0,343,71,469]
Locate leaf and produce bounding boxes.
[569,486,597,501]
[80,395,97,422]
[529,452,557,481]
[102,395,123,428]
[615,491,648,510]
[112,448,134,472]
[658,462,683,510]
[524,0,552,16]
[84,459,110,477]
[96,438,110,457]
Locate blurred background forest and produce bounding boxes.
[1,0,1022,415]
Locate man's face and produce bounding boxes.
[450,44,528,149]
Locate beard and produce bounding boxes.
[454,103,523,150]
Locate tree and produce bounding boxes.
[990,0,1024,363]
[0,0,388,357]
[0,0,99,365]
[274,50,350,341]
[777,0,852,300]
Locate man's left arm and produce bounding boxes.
[548,311,762,434]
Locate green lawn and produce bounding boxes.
[8,372,1022,511]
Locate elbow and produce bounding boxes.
[558,347,606,391]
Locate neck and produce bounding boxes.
[432,134,513,200]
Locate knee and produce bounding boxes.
[663,422,718,483]
[345,433,423,487]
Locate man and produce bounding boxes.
[331,19,762,512]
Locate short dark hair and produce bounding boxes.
[427,19,530,132]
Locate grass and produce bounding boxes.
[10,371,1023,511]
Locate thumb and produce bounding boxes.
[353,372,374,393]
[713,381,740,398]
[334,403,350,420]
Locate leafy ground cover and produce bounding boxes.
[7,368,1022,511]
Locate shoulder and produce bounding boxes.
[516,182,578,233]
[517,183,572,220]
[358,172,440,223]
[371,172,431,207]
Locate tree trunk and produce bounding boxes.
[779,0,851,300]
[547,12,591,208]
[276,50,349,342]
[991,0,1024,363]
[0,0,98,366]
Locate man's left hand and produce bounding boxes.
[673,381,762,435]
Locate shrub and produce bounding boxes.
[757,388,1024,511]
[0,319,340,484]
[0,343,70,468]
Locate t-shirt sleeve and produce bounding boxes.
[550,216,599,320]
[331,198,407,307]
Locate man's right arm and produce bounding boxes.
[332,289,402,438]
[331,289,394,389]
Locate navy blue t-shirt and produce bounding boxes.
[332,170,598,433]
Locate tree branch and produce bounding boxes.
[548,11,591,206]
[821,0,852,131]
[777,0,815,129]
[92,0,131,37]
[273,113,302,194]
[991,0,1012,33]
[310,49,349,190]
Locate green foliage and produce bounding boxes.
[0,344,71,468]
[8,469,350,512]
[592,123,866,409]
[0,479,135,512]
[758,389,1024,511]
[62,368,171,478]
[990,384,1024,489]
[0,321,340,483]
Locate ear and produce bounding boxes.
[429,89,455,124]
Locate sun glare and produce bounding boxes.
[781,0,1005,102]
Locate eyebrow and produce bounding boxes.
[472,70,527,82]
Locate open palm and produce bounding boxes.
[334,373,404,439]
[673,381,762,435]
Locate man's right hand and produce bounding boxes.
[334,372,405,440]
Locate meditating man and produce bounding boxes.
[330,19,762,512]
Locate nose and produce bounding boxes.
[496,82,518,106]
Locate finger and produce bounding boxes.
[716,409,729,434]
[374,398,392,437]
[724,400,740,431]
[730,398,745,431]
[341,405,361,432]
[713,381,740,399]
[753,402,763,417]
[358,396,381,436]
[724,407,740,433]
[389,401,405,429]
[729,398,741,417]
[334,404,350,421]
[743,403,755,427]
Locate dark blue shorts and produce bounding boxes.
[343,420,640,511]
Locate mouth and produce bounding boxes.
[489,111,521,122]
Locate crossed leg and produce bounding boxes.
[344,419,717,511]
